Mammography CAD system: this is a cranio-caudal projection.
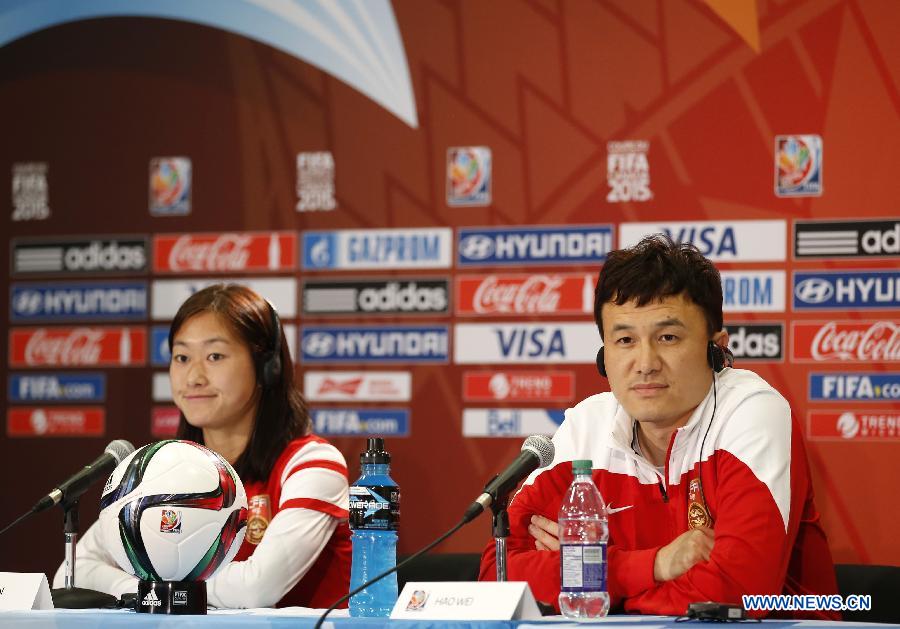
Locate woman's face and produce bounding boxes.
[169,311,259,434]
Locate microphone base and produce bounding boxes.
[51,587,118,609]
[136,579,207,614]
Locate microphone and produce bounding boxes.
[462,435,555,523]
[32,439,135,513]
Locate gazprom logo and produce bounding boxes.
[302,229,451,270]
[721,271,785,312]
[151,326,172,366]
[303,233,337,269]
[457,226,613,266]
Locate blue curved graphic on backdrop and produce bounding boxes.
[0,0,418,128]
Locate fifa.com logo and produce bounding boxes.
[742,594,871,612]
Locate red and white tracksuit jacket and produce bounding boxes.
[479,368,839,620]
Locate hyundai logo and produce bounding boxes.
[14,290,42,315]
[302,332,335,357]
[459,235,494,260]
[794,278,834,304]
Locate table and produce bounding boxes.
[0,610,887,629]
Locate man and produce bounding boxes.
[478,235,839,619]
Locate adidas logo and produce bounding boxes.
[141,589,162,607]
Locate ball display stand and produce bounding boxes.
[136,579,207,614]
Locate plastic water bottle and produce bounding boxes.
[558,459,609,619]
[349,438,400,617]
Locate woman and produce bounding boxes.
[53,284,351,608]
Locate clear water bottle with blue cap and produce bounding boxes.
[349,437,400,617]
[558,459,609,618]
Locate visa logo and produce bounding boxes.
[497,328,565,358]
[662,226,736,257]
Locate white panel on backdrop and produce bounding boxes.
[721,271,785,312]
[304,371,411,402]
[462,408,565,437]
[454,322,600,364]
[151,278,297,319]
[620,220,787,262]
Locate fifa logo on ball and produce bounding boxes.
[159,509,182,534]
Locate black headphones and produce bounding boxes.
[258,301,283,389]
[596,341,726,378]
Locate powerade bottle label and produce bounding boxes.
[560,542,607,592]
[349,485,400,530]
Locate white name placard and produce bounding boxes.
[0,572,54,610]
[391,581,540,620]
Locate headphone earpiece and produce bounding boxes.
[259,301,283,389]
[707,341,726,373]
[596,347,607,378]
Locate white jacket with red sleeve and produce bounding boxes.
[479,368,839,620]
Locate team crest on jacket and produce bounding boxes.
[246,494,272,545]
[687,479,711,529]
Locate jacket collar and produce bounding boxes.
[608,377,718,457]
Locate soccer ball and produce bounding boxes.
[98,440,248,582]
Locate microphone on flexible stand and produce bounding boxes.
[32,439,135,514]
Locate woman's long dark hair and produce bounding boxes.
[168,284,310,484]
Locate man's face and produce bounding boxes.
[601,293,722,431]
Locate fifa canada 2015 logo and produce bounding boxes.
[606,140,652,203]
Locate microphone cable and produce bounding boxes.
[0,507,39,537]
[314,517,467,629]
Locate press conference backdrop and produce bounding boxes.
[1,0,898,578]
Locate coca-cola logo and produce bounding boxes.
[25,329,105,365]
[168,235,253,271]
[810,321,900,361]
[473,275,564,313]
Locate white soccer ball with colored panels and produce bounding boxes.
[98,440,248,582]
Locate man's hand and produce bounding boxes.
[653,526,714,582]
[528,515,560,551]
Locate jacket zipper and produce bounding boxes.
[659,431,677,503]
